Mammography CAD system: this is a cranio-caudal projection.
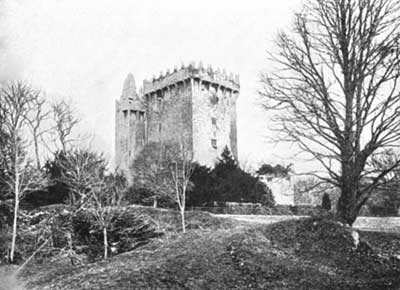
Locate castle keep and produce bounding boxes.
[115,63,239,174]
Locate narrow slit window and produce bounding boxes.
[211,139,217,149]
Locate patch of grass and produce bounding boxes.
[128,205,240,231]
[360,231,400,257]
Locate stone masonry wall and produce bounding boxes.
[191,79,238,167]
[144,80,193,150]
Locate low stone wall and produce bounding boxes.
[191,202,272,215]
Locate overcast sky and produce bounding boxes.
[0,0,310,172]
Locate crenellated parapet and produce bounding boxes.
[142,61,240,95]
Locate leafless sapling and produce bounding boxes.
[0,82,45,263]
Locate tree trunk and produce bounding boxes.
[153,196,157,208]
[103,227,108,259]
[336,187,360,226]
[10,174,20,263]
[34,137,41,169]
[180,209,186,233]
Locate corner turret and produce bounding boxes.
[120,74,145,112]
[115,73,146,176]
[122,73,137,99]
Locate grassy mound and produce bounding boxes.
[126,205,240,233]
[23,213,400,290]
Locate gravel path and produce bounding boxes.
[216,214,400,233]
[0,267,26,290]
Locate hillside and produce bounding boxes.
[19,209,400,290]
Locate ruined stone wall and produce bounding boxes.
[260,174,295,205]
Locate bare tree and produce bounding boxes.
[132,140,195,232]
[56,149,107,208]
[27,92,52,169]
[131,142,173,208]
[166,140,195,233]
[0,82,44,263]
[51,100,79,152]
[55,149,109,262]
[260,0,400,224]
[88,172,126,259]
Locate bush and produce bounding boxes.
[321,193,332,211]
[23,187,69,208]
[189,147,275,207]
[0,202,12,228]
[125,186,175,209]
[0,205,162,264]
[73,208,162,261]
[125,186,154,206]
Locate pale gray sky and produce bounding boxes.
[0,0,309,172]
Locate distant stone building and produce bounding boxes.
[259,174,295,205]
[115,63,239,176]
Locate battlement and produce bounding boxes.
[142,62,240,94]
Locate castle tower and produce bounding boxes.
[141,64,239,167]
[115,74,146,174]
[115,64,239,178]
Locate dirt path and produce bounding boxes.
[0,267,26,290]
[216,214,400,233]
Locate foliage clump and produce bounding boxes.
[130,145,275,209]
[321,193,332,211]
[189,147,275,208]
[0,205,161,264]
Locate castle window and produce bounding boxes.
[123,110,128,119]
[159,123,162,134]
[211,117,217,126]
[211,139,217,149]
[210,93,219,105]
[154,97,162,112]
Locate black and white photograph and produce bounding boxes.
[1,0,400,289]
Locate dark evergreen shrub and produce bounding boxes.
[322,193,332,211]
[189,147,275,207]
[72,209,161,261]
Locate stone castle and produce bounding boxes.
[115,62,240,174]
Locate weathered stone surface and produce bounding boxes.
[259,174,295,205]
[115,64,240,178]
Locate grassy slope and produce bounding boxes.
[22,209,400,290]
